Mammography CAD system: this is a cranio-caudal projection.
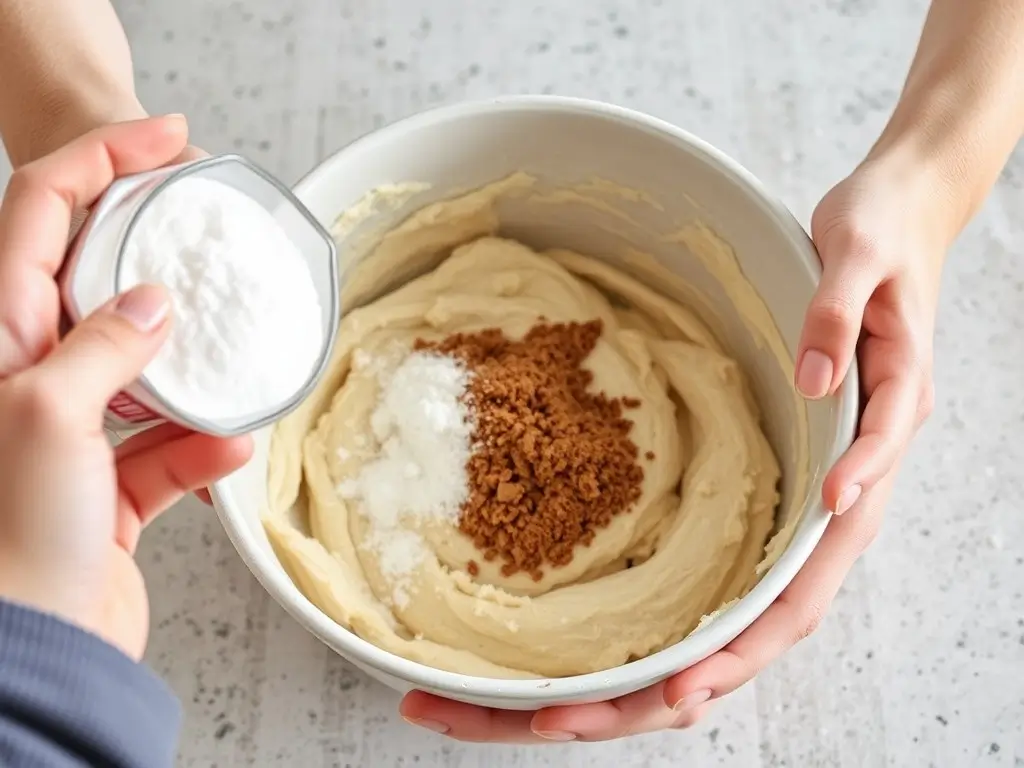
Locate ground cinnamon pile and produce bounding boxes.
[416,319,645,580]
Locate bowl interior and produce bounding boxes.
[212,97,856,708]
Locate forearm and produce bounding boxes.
[0,0,147,168]
[869,0,1024,240]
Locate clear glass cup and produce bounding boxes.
[59,154,339,437]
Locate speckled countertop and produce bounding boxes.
[3,0,1022,765]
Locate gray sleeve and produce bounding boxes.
[0,600,181,767]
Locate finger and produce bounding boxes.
[822,364,917,514]
[0,267,58,381]
[399,691,543,744]
[115,431,253,552]
[115,422,222,507]
[0,116,188,377]
[821,334,919,514]
[0,116,188,274]
[114,422,195,459]
[663,474,892,709]
[532,681,680,741]
[30,284,170,426]
[796,223,885,399]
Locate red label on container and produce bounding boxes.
[107,391,159,423]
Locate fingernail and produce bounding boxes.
[114,284,169,332]
[533,730,577,742]
[796,349,833,399]
[672,688,712,712]
[834,484,862,515]
[162,113,187,125]
[402,716,449,734]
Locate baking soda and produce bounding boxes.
[120,176,323,422]
[339,350,474,607]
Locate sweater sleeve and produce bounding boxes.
[0,600,181,768]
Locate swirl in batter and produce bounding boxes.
[264,184,788,679]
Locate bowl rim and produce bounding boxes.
[211,94,859,703]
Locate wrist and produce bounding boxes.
[1,82,147,168]
[865,80,1021,246]
[857,131,962,253]
[864,129,958,234]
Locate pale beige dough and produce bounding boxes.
[263,178,797,679]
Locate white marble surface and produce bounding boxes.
[2,0,1023,765]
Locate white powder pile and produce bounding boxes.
[339,350,474,607]
[120,176,324,422]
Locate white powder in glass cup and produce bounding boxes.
[119,176,324,423]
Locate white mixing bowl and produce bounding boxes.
[211,96,859,710]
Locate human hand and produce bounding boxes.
[796,154,942,514]
[1,107,217,501]
[0,118,251,659]
[0,114,205,377]
[400,154,945,742]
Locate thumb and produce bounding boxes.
[797,219,883,399]
[38,284,171,419]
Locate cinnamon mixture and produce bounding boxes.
[417,320,645,580]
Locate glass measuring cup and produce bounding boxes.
[59,154,340,437]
